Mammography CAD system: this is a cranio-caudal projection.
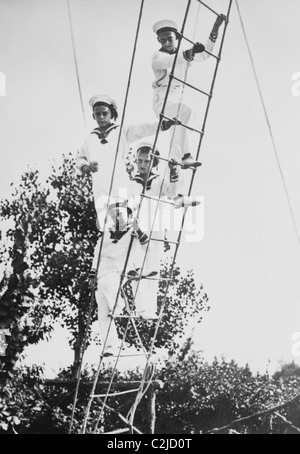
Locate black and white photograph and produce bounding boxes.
[0,0,300,437]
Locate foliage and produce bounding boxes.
[0,154,209,380]
[1,356,300,434]
[119,263,209,355]
[0,156,99,379]
[153,353,300,434]
[0,365,45,434]
[273,361,300,380]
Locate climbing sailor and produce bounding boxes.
[151,15,226,172]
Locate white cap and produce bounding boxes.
[88,94,118,111]
[130,136,159,156]
[153,19,178,35]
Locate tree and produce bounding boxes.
[0,157,98,380]
[0,172,50,385]
[120,263,209,355]
[153,354,300,434]
[2,354,300,434]
[273,361,300,380]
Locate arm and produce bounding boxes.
[193,13,227,62]
[132,218,149,245]
[88,235,103,289]
[76,142,90,173]
[124,122,159,145]
[77,141,98,175]
[91,236,101,272]
[160,160,179,198]
[152,49,188,71]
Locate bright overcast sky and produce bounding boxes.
[1,0,300,374]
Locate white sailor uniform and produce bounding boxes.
[76,122,158,228]
[152,33,216,163]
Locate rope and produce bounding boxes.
[206,391,300,434]
[80,0,146,433]
[69,0,146,433]
[235,0,300,247]
[66,0,87,132]
[274,412,300,434]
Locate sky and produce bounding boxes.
[1,0,300,376]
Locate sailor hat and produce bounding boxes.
[131,137,160,167]
[131,137,159,156]
[89,94,118,111]
[153,19,178,35]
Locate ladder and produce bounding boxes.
[71,0,233,435]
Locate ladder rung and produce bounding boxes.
[196,0,220,17]
[103,428,131,434]
[162,113,204,135]
[141,193,177,206]
[178,35,220,61]
[142,276,173,282]
[113,314,140,319]
[93,388,140,398]
[202,49,220,60]
[123,272,173,282]
[149,152,184,168]
[171,75,212,97]
[102,352,150,358]
[151,237,179,245]
[122,272,158,280]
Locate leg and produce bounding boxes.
[132,240,161,319]
[165,101,192,163]
[153,91,199,167]
[135,277,159,319]
[96,272,124,354]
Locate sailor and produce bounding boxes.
[151,15,226,171]
[89,201,158,357]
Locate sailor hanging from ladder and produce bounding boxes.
[129,136,201,217]
[89,201,157,357]
[151,14,226,172]
[128,135,201,274]
[128,137,201,314]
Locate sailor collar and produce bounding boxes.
[109,226,131,243]
[132,171,159,191]
[159,47,177,55]
[91,123,119,144]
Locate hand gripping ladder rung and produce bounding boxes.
[150,151,202,169]
[176,32,220,61]
[161,113,204,135]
